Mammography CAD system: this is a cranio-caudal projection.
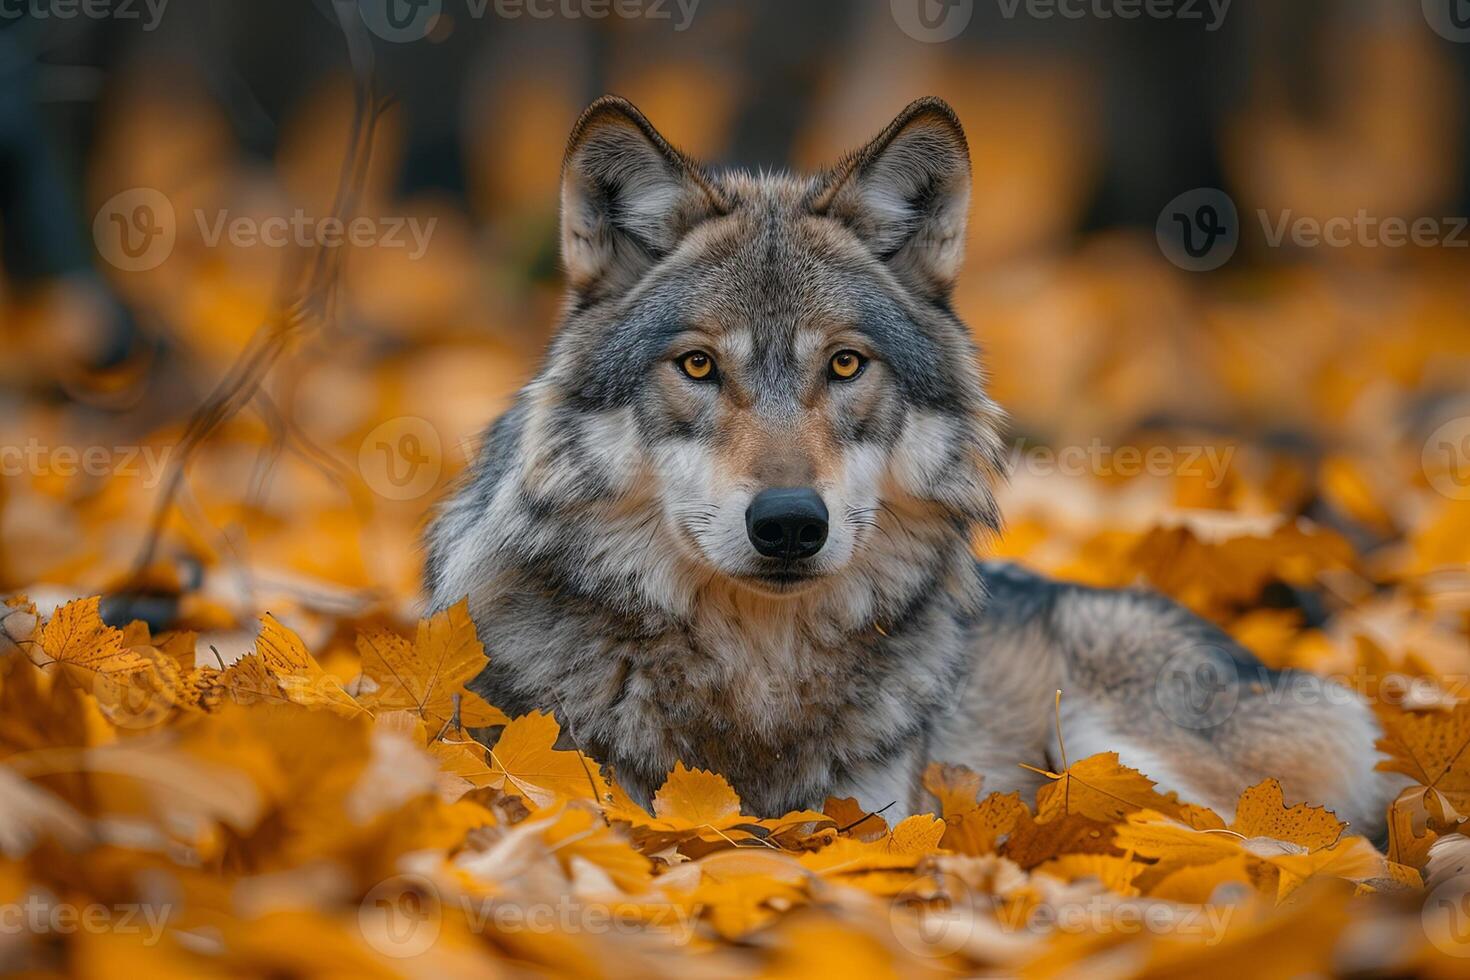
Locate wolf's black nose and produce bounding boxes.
[746,488,829,560]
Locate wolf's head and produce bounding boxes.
[430,96,1006,629]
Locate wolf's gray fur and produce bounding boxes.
[425,96,1402,839]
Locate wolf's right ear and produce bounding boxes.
[560,96,726,298]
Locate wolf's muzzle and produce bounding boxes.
[745,488,829,560]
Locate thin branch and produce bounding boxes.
[126,3,381,588]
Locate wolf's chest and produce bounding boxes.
[472,591,961,813]
[568,632,901,812]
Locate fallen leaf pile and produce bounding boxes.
[0,577,1465,975]
[3,21,1470,978]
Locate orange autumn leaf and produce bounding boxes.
[1032,751,1224,829]
[1375,701,1470,821]
[1112,810,1243,877]
[1003,809,1118,869]
[1384,785,1441,869]
[31,596,185,727]
[922,761,985,819]
[650,763,743,830]
[356,599,509,730]
[945,791,1029,857]
[792,815,951,898]
[252,614,363,716]
[1149,854,1256,904]
[31,596,147,677]
[1268,837,1395,902]
[922,761,1034,856]
[474,710,607,809]
[1231,778,1346,851]
[1116,780,1400,903]
[693,860,808,939]
[822,796,890,841]
[603,764,830,852]
[799,815,948,876]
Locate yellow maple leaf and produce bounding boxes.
[945,791,1029,857]
[1032,751,1224,828]
[1003,810,1117,869]
[922,758,1033,856]
[1118,780,1391,904]
[1375,700,1470,823]
[468,710,607,809]
[355,600,509,730]
[216,654,282,707]
[822,796,890,841]
[922,761,985,819]
[1231,778,1345,851]
[32,597,183,729]
[252,614,363,716]
[31,596,146,676]
[1113,810,1243,877]
[800,815,947,876]
[649,763,743,830]
[609,763,830,849]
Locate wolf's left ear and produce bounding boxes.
[560,96,727,298]
[812,98,971,301]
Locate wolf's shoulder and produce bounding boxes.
[423,400,528,602]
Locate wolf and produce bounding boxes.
[425,95,1403,840]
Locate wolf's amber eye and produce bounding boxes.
[679,351,716,381]
[829,350,866,381]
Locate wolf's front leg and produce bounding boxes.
[827,743,932,823]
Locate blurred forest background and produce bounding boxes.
[1,0,1468,677]
[6,3,1470,975]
